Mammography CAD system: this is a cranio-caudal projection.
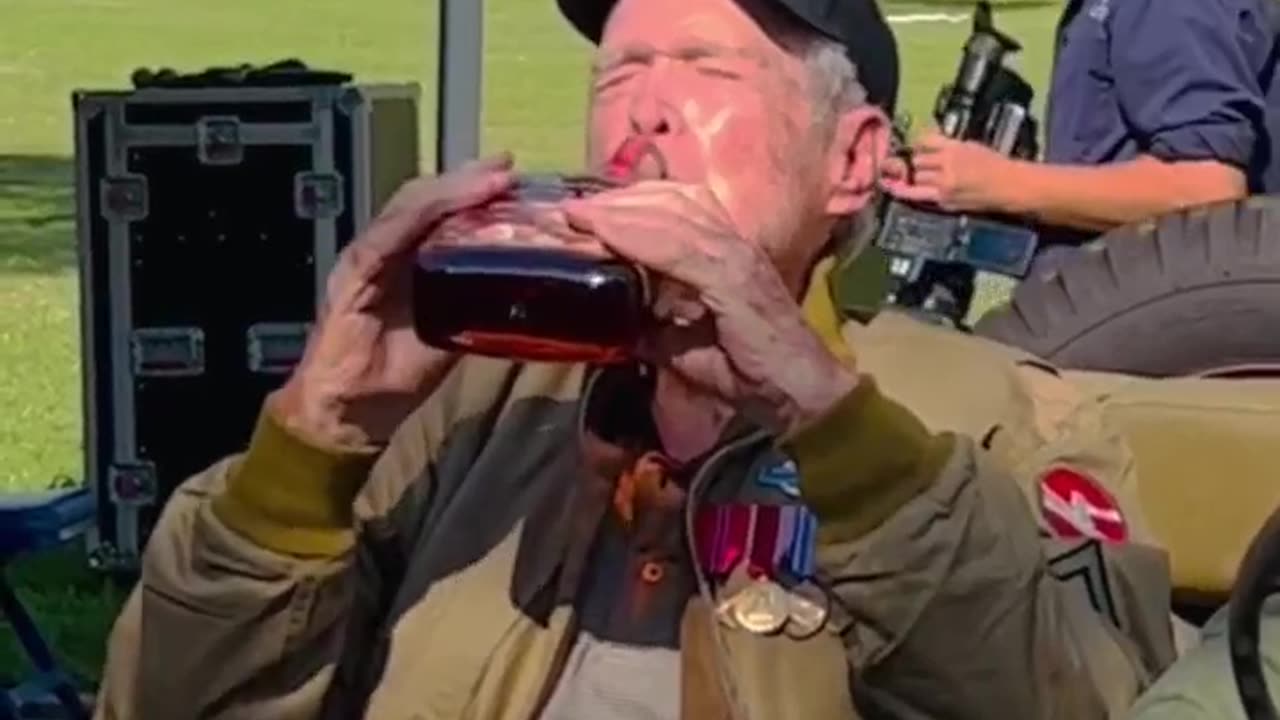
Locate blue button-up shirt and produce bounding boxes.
[1045,0,1280,194]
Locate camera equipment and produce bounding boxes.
[874,1,1041,327]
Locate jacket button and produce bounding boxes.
[640,560,665,584]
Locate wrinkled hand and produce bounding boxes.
[277,153,516,447]
[880,130,1014,213]
[561,182,859,435]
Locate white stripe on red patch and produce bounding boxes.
[1040,467,1128,543]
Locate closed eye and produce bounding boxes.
[694,65,741,80]
[595,73,636,93]
[674,45,750,80]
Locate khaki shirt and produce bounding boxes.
[1128,597,1280,719]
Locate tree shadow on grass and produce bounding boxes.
[0,155,77,276]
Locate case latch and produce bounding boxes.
[196,116,244,165]
[246,322,310,374]
[295,171,345,219]
[108,461,158,507]
[131,327,206,377]
[100,174,149,222]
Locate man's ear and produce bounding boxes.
[824,106,891,218]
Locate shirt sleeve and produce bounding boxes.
[1127,598,1280,720]
[1112,0,1266,169]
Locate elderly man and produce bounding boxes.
[94,0,1178,718]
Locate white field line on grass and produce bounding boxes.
[885,12,968,23]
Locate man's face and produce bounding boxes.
[586,0,884,287]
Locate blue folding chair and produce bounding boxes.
[0,487,94,720]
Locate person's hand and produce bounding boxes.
[880,129,1015,213]
[274,153,516,447]
[560,181,859,435]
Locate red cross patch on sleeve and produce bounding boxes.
[1040,467,1128,543]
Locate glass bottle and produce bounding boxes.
[413,173,650,364]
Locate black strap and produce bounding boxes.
[1228,501,1280,720]
[131,59,352,89]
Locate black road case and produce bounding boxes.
[73,83,420,571]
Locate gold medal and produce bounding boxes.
[715,560,752,630]
[715,594,742,630]
[784,581,830,640]
[730,579,789,635]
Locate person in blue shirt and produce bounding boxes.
[881,0,1280,248]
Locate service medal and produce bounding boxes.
[715,562,753,630]
[715,594,742,630]
[730,579,789,635]
[784,581,830,640]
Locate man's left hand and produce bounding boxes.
[560,181,858,435]
[880,130,1016,213]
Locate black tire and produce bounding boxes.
[973,196,1280,376]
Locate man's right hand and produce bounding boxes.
[273,153,516,449]
[879,129,1017,213]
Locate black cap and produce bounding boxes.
[556,0,899,113]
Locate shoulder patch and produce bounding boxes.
[1040,466,1128,543]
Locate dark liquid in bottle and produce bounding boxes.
[413,245,649,364]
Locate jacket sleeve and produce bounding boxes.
[93,391,419,720]
[783,374,1176,720]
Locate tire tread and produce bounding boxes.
[974,198,1280,374]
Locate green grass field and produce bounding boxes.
[0,0,1061,691]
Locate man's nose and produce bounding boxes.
[627,68,679,137]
